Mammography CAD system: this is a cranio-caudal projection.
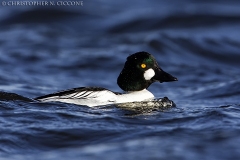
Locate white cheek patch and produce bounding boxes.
[144,68,155,80]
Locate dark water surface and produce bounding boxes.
[0,0,240,159]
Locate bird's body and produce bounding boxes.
[35,51,177,107]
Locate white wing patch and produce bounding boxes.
[37,90,117,107]
[61,91,99,99]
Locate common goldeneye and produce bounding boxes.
[35,51,177,107]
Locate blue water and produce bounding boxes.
[0,0,240,159]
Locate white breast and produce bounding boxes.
[116,89,154,104]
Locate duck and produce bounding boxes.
[35,51,177,107]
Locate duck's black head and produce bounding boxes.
[117,51,177,91]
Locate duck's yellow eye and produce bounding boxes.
[141,63,146,68]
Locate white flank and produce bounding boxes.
[38,90,117,107]
[37,89,155,107]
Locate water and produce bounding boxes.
[0,0,240,159]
